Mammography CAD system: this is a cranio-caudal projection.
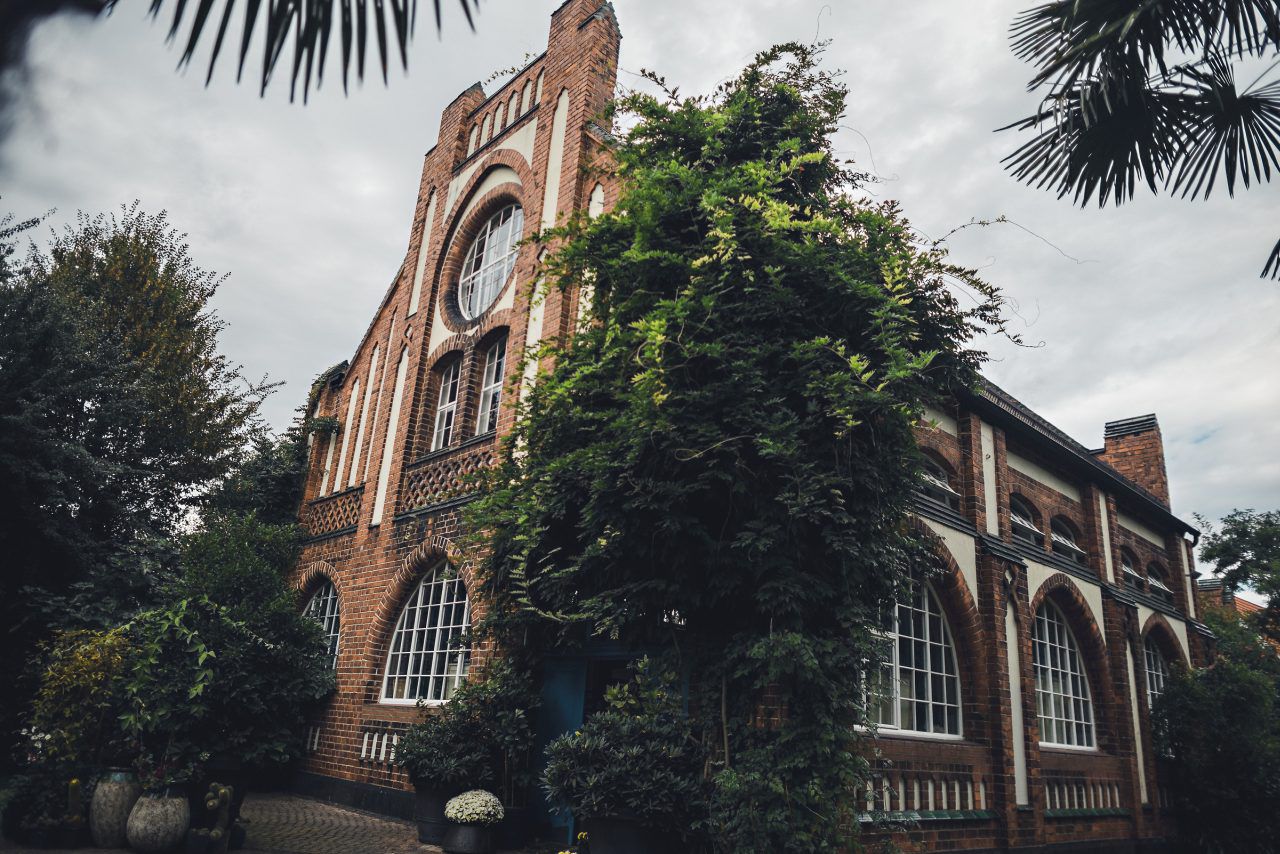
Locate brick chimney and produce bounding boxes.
[1098,414,1170,507]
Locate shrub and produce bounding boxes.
[28,628,133,767]
[444,789,505,826]
[396,660,538,800]
[542,661,704,834]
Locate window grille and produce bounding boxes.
[458,204,523,320]
[1033,602,1096,748]
[1144,638,1169,708]
[869,577,962,736]
[431,362,461,451]
[381,566,470,704]
[476,338,507,435]
[304,580,341,669]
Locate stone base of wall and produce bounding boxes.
[290,770,414,820]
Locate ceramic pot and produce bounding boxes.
[126,789,191,852]
[91,768,142,847]
[441,822,495,854]
[413,784,458,844]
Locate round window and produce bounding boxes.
[457,203,524,320]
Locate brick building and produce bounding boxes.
[287,2,1210,850]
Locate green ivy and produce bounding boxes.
[466,42,1004,853]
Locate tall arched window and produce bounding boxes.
[1143,637,1169,708]
[381,566,471,704]
[476,337,507,435]
[431,360,461,451]
[458,203,524,320]
[1033,602,1096,748]
[304,580,341,669]
[873,577,962,736]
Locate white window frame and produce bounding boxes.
[304,580,341,669]
[458,204,524,320]
[1143,637,1169,708]
[869,579,964,739]
[1033,602,1097,750]
[476,338,507,436]
[380,567,471,705]
[431,361,461,451]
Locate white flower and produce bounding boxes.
[444,789,505,826]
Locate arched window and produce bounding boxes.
[431,360,461,451]
[1050,518,1087,566]
[1033,602,1096,748]
[458,203,524,320]
[496,100,507,131]
[481,113,492,145]
[521,80,533,114]
[381,566,471,704]
[304,579,341,669]
[507,93,519,125]
[1010,495,1044,547]
[1147,563,1175,605]
[920,454,961,511]
[534,71,544,105]
[873,576,962,736]
[476,336,507,435]
[468,125,480,156]
[1120,551,1143,589]
[1143,636,1169,708]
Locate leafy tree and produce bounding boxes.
[1199,508,1280,641]
[1153,608,1280,853]
[1002,0,1280,277]
[0,205,265,769]
[469,43,1005,852]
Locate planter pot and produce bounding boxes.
[441,822,496,854]
[496,805,531,849]
[413,784,459,844]
[91,768,143,847]
[581,815,677,854]
[127,790,191,853]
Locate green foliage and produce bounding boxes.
[1153,656,1280,852]
[543,662,705,837]
[396,660,539,801]
[1200,609,1280,679]
[469,43,1002,852]
[1199,508,1280,642]
[28,629,134,767]
[1002,0,1280,277]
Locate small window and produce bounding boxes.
[508,93,519,125]
[1010,496,1044,547]
[521,80,533,114]
[496,101,507,131]
[1051,519,1088,566]
[431,361,461,451]
[1144,637,1169,708]
[468,125,479,156]
[1120,553,1143,590]
[1147,564,1175,604]
[919,456,961,511]
[534,71,544,105]
[304,580,341,669]
[476,337,507,435]
[458,203,524,320]
[1033,602,1096,748]
[481,113,493,144]
[381,566,470,704]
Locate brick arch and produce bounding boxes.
[295,559,341,604]
[1140,611,1188,667]
[908,518,990,741]
[1029,572,1117,746]
[362,535,477,700]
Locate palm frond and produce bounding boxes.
[1264,235,1280,277]
[133,0,478,100]
[1169,53,1280,198]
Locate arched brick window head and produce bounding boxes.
[381,564,471,704]
[1033,601,1096,748]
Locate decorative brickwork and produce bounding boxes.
[303,486,364,538]
[397,439,497,514]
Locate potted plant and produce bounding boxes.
[442,789,504,854]
[395,661,539,845]
[543,661,704,854]
[127,749,198,853]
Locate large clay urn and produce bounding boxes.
[90,768,142,847]
[126,789,190,852]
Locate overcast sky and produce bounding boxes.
[2,0,1277,534]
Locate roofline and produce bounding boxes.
[961,380,1198,538]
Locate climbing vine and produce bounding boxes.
[466,43,1006,852]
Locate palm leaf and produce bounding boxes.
[125,0,478,100]
[1264,235,1280,276]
